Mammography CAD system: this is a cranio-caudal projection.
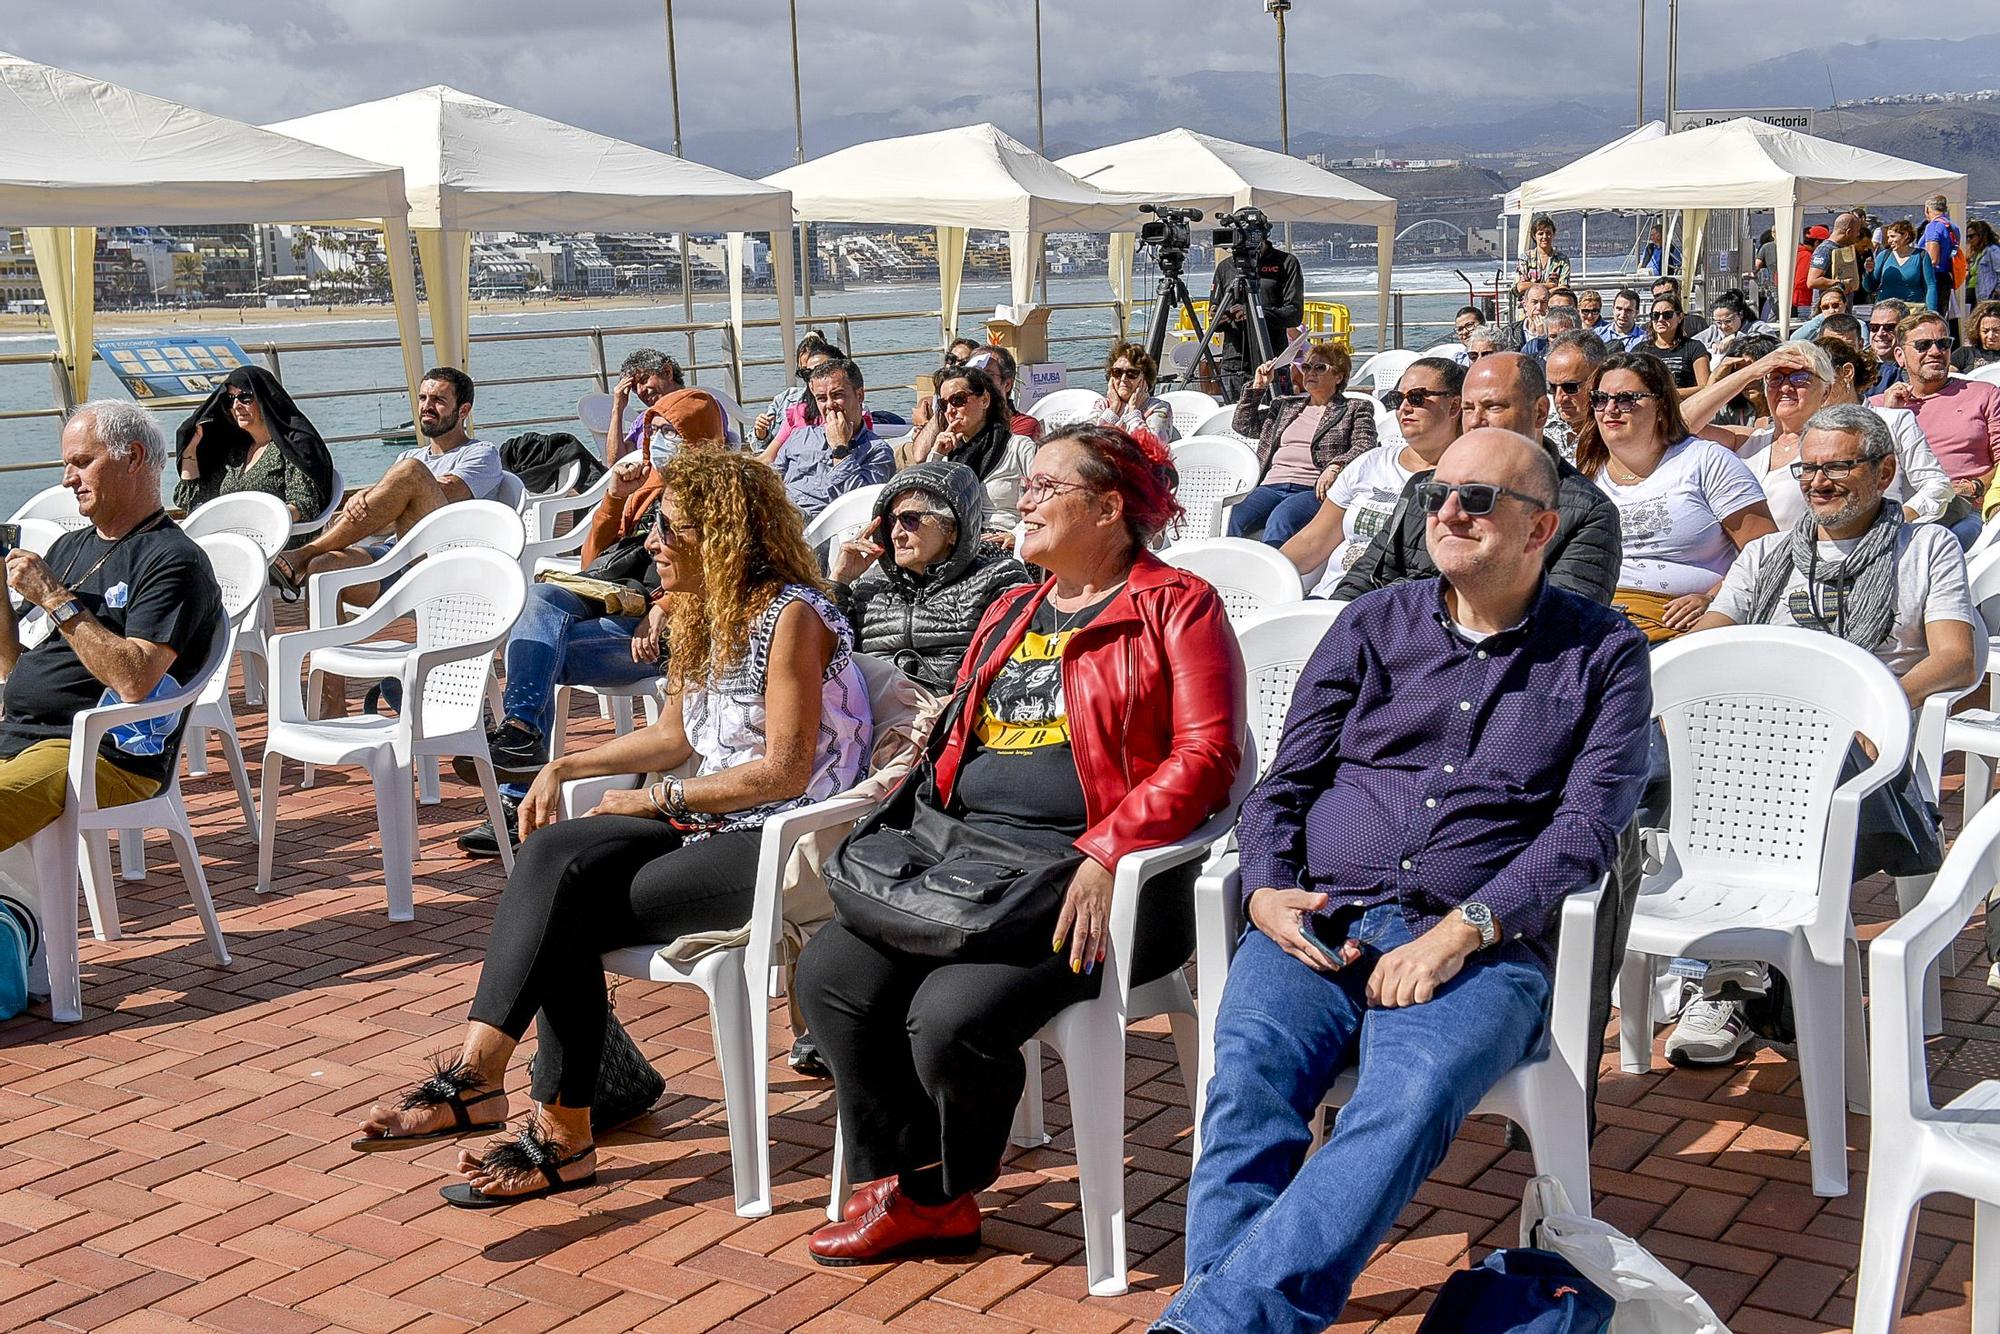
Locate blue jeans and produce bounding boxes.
[1227,483,1320,546]
[1159,907,1552,1334]
[499,584,657,795]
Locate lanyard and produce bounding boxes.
[55,510,169,595]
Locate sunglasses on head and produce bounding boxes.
[1381,387,1458,411]
[1415,480,1552,516]
[1589,390,1655,413]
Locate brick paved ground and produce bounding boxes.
[1,652,1993,1332]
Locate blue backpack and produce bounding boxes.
[0,893,38,1021]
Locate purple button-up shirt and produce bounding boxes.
[1237,578,1652,967]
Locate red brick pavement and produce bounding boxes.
[0,651,1991,1332]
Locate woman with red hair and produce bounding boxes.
[796,424,1245,1265]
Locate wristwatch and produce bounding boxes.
[1455,901,1499,950]
[49,598,85,631]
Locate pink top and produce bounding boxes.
[1264,403,1331,487]
[1872,378,2000,483]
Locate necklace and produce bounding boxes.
[1047,579,1126,633]
[1606,452,1656,485]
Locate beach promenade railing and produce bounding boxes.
[0,284,1513,484]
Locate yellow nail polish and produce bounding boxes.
[1070,957,1081,974]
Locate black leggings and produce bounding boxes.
[468,815,762,1107]
[795,863,1195,1202]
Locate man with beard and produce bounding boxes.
[270,367,501,606]
[1875,310,2000,517]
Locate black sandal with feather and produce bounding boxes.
[350,1056,508,1153]
[440,1123,597,1209]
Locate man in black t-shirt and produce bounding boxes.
[0,401,221,850]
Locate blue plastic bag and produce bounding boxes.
[1416,1246,1615,1334]
[0,893,38,1021]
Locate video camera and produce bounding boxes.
[1138,203,1203,251]
[1212,206,1274,253]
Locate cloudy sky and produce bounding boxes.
[15,1,2000,163]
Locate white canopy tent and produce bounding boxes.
[763,122,1148,348]
[0,51,424,409]
[269,86,796,382]
[1059,128,1400,349]
[1515,117,1968,334]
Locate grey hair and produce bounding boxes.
[1803,403,1895,460]
[1465,326,1504,352]
[1926,193,1950,214]
[1789,340,1837,383]
[884,485,956,527]
[617,347,682,381]
[72,400,166,477]
[1543,307,1581,333]
[1548,329,1609,365]
[1872,297,1910,323]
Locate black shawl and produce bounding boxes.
[174,365,335,502]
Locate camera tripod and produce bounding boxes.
[1140,248,1276,398]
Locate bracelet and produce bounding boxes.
[664,775,691,823]
[648,781,672,818]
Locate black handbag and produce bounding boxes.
[530,998,666,1133]
[824,597,1083,959]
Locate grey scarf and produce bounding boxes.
[1746,499,1901,650]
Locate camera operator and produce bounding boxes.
[0,402,222,852]
[1211,210,1304,399]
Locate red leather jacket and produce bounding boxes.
[934,552,1245,870]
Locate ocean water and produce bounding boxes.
[0,258,1512,514]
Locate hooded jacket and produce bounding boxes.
[173,365,335,516]
[833,460,1035,693]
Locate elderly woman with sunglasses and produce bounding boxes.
[354,444,872,1206]
[1576,352,1775,640]
[1226,341,1378,545]
[795,423,1243,1265]
[1088,341,1178,443]
[1280,357,1464,593]
[1683,339,1958,538]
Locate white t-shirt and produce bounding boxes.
[1593,438,1767,596]
[1734,413,1954,530]
[1709,522,1974,677]
[1323,444,1419,576]
[396,438,503,500]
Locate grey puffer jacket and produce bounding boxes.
[833,460,1035,693]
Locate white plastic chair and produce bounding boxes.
[1850,797,2000,1333]
[1160,389,1220,438]
[549,678,662,761]
[1190,852,1604,1217]
[1159,536,1304,625]
[490,470,527,513]
[300,500,526,802]
[182,491,292,708]
[802,484,884,554]
[825,745,1258,1297]
[520,467,616,573]
[176,534,266,839]
[259,549,527,921]
[1191,405,1255,444]
[1027,387,1105,429]
[1232,602,1348,776]
[578,392,615,452]
[25,613,234,1021]
[516,461,583,533]
[694,385,753,442]
[8,483,88,530]
[1616,627,1914,1197]
[1357,349,1422,394]
[1168,436,1264,541]
[289,467,346,544]
[564,654,908,1218]
[1420,342,1464,359]
[1964,361,2000,388]
[1346,389,1405,451]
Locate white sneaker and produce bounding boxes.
[1665,994,1753,1067]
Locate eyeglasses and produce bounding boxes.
[1415,480,1553,516]
[1909,337,1953,353]
[1763,370,1819,390]
[1381,387,1458,411]
[1788,454,1887,479]
[1868,322,1900,334]
[1020,474,1095,503]
[1454,322,1481,335]
[223,390,256,405]
[651,515,700,545]
[941,391,979,409]
[1549,380,1588,395]
[888,510,936,532]
[1589,390,1656,413]
[1295,363,1331,376]
[1108,366,1143,380]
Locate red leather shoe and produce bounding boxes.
[808,1186,980,1265]
[842,1176,895,1222]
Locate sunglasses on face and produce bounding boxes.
[941,391,980,409]
[1909,337,1952,353]
[1763,369,1818,390]
[1869,322,1900,334]
[943,354,967,367]
[1415,480,1552,516]
[888,510,935,532]
[1549,380,1588,395]
[1650,311,1679,323]
[1788,454,1886,479]
[652,515,699,544]
[1590,390,1656,413]
[1108,366,1143,380]
[1381,387,1458,411]
[223,390,256,405]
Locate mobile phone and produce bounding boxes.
[1301,908,1367,972]
[0,522,18,557]
[1273,364,1297,396]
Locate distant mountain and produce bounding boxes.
[1820,105,2000,202]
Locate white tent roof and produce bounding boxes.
[267,85,792,234]
[763,122,1147,234]
[1057,128,1396,228]
[1504,122,1666,216]
[1516,117,1967,216]
[0,51,408,224]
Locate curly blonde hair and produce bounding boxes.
[654,443,824,690]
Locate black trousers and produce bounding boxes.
[797,864,1195,1201]
[467,815,762,1107]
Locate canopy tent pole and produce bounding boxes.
[770,225,798,379]
[414,227,472,371]
[1775,202,1799,338]
[936,226,967,351]
[380,215,428,420]
[1375,224,1394,352]
[1108,231,1137,338]
[25,226,94,405]
[1683,208,1710,303]
[1008,230,1043,310]
[727,231,746,396]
